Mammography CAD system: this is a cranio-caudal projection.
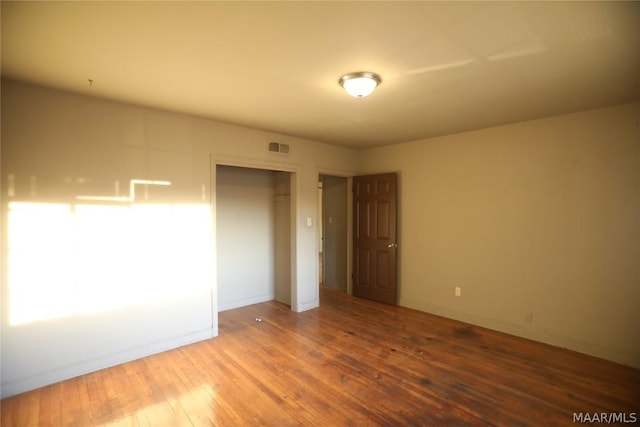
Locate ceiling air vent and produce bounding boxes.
[268,141,290,155]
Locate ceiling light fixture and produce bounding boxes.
[339,72,381,98]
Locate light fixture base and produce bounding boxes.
[339,72,381,98]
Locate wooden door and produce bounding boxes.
[352,173,397,304]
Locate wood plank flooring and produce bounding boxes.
[2,286,639,426]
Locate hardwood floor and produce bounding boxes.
[2,286,639,426]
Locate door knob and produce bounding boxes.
[388,243,398,248]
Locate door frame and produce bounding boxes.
[317,171,400,300]
[318,170,354,296]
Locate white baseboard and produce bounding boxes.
[218,293,275,312]
[295,299,319,312]
[1,328,214,399]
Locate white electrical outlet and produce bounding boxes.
[455,286,461,297]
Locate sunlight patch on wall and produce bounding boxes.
[8,203,76,325]
[8,201,213,326]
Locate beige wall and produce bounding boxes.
[0,79,357,397]
[358,102,640,368]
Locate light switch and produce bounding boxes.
[306,217,313,227]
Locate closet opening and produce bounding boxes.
[216,165,293,311]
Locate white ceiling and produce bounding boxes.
[2,1,639,149]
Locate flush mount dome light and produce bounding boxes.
[339,72,381,98]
